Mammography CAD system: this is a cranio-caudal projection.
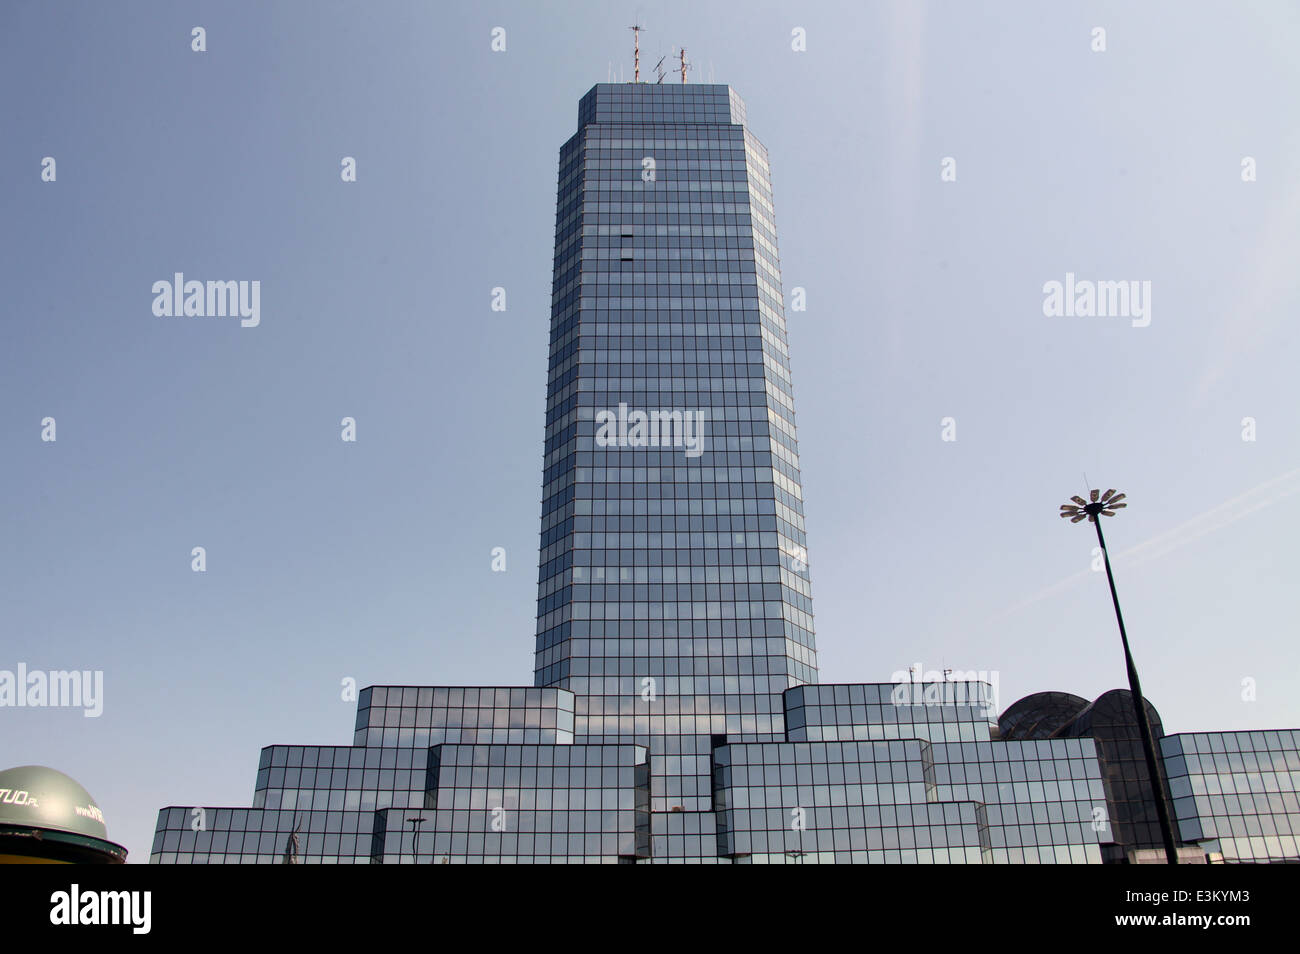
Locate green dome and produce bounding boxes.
[0,765,110,839]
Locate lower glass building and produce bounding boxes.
[154,680,1114,863]
[151,682,1298,863]
[1000,689,1183,863]
[1161,731,1300,864]
[999,690,1300,864]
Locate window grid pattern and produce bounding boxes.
[151,807,374,865]
[712,733,1105,864]
[712,740,983,864]
[386,743,651,864]
[786,683,998,743]
[1161,730,1300,863]
[350,686,575,749]
[931,739,1105,863]
[535,83,815,817]
[254,744,427,813]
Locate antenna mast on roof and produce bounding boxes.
[680,47,690,83]
[629,24,643,82]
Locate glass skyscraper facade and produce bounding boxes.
[535,83,814,820]
[149,82,1300,864]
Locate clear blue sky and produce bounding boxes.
[2,1,1297,862]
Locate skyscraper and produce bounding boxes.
[533,83,817,816]
[147,80,1300,865]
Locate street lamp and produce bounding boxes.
[1060,488,1179,864]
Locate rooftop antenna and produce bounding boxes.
[629,24,643,82]
[680,47,690,84]
[654,54,667,84]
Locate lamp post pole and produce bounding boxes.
[1061,489,1179,864]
